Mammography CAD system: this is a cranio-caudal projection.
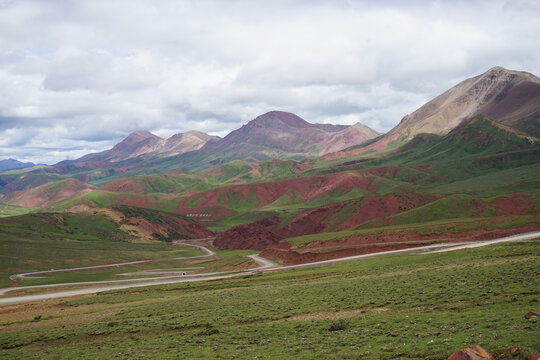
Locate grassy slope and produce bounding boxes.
[0,204,37,217]
[0,208,212,288]
[0,242,538,359]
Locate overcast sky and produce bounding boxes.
[1,0,539,164]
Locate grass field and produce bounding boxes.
[0,241,538,359]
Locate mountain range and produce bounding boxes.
[70,130,221,163]
[0,65,538,265]
[1,67,539,196]
[63,110,380,166]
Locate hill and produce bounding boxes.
[3,178,94,208]
[0,206,213,288]
[210,116,539,260]
[0,159,36,171]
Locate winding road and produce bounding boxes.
[0,231,538,307]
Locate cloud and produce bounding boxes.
[0,0,539,164]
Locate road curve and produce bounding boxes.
[0,231,538,307]
[172,239,216,258]
[247,254,280,270]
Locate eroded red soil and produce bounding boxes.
[260,225,540,265]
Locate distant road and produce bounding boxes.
[0,231,538,307]
[8,260,151,282]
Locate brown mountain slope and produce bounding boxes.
[107,130,163,160]
[390,66,540,139]
[163,131,220,155]
[327,67,540,159]
[320,123,381,155]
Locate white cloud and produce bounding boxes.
[0,0,539,164]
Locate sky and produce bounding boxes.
[1,0,539,164]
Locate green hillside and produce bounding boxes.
[0,206,213,287]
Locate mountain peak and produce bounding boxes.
[108,130,162,160]
[125,130,162,141]
[164,131,220,154]
[113,130,162,149]
[485,66,507,73]
[249,111,311,129]
[476,66,540,82]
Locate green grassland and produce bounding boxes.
[0,241,538,359]
[0,210,209,288]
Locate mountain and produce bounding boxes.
[320,122,381,155]
[105,130,163,161]
[72,130,220,163]
[215,111,378,154]
[392,66,540,139]
[0,159,36,171]
[3,65,538,193]
[2,111,375,193]
[163,131,220,155]
[97,111,380,175]
[187,111,379,165]
[331,67,540,158]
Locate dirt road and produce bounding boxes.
[1,231,538,307]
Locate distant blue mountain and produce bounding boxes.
[0,158,36,171]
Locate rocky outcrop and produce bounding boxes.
[448,345,494,360]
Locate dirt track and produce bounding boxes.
[0,231,538,307]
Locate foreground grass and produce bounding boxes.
[0,241,538,359]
